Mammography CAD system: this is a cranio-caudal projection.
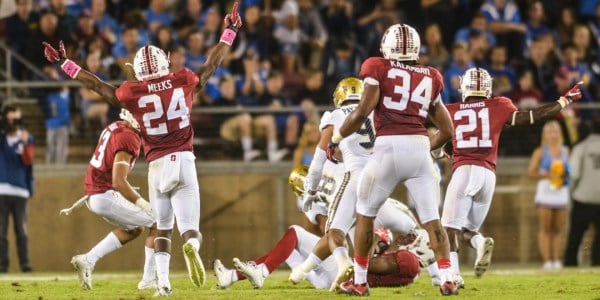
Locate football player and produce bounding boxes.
[43,2,243,296]
[441,68,582,286]
[64,109,157,291]
[327,24,457,296]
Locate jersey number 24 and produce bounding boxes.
[138,87,190,135]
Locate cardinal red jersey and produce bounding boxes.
[84,121,141,195]
[115,68,200,162]
[359,57,444,137]
[445,97,518,172]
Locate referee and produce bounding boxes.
[564,119,600,266]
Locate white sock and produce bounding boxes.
[87,232,122,265]
[186,238,201,252]
[332,247,352,269]
[142,246,156,281]
[439,267,453,283]
[450,251,460,275]
[353,262,368,285]
[231,269,239,282]
[299,253,321,273]
[241,137,253,152]
[471,234,485,249]
[267,141,278,153]
[428,261,440,278]
[261,264,269,277]
[155,252,171,288]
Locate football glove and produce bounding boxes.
[558,81,583,108]
[302,190,319,212]
[135,198,154,218]
[42,40,67,64]
[326,142,340,164]
[224,2,242,32]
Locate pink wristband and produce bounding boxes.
[60,59,82,79]
[219,28,237,46]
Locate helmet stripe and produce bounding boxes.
[400,25,408,55]
[143,45,153,77]
[476,67,480,91]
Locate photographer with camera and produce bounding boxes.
[0,105,34,272]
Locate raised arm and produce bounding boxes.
[42,41,121,107]
[508,82,582,127]
[196,2,243,88]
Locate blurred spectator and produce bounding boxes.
[355,0,399,45]
[511,70,543,110]
[421,23,450,71]
[5,0,39,80]
[528,120,570,269]
[467,29,491,66]
[454,12,497,48]
[323,39,362,93]
[297,0,327,71]
[111,26,141,71]
[259,71,298,151]
[24,10,71,74]
[578,0,600,21]
[144,0,173,35]
[49,0,78,39]
[562,43,594,90]
[322,0,354,44]
[487,46,517,96]
[521,36,559,91]
[420,0,457,48]
[555,6,577,46]
[80,51,110,132]
[75,10,110,54]
[443,43,474,103]
[154,24,176,53]
[525,1,551,52]
[89,0,119,44]
[480,0,526,60]
[234,5,277,63]
[565,119,600,267]
[270,0,300,73]
[572,24,597,65]
[0,105,34,273]
[216,76,287,163]
[169,46,187,73]
[239,49,266,101]
[200,7,222,48]
[292,121,319,167]
[184,29,207,72]
[296,69,328,105]
[172,0,204,39]
[43,67,70,165]
[587,3,600,50]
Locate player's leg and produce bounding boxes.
[341,147,398,296]
[537,206,553,268]
[233,225,302,289]
[374,200,418,236]
[138,224,158,290]
[288,229,331,283]
[326,172,359,290]
[171,157,205,288]
[549,208,567,268]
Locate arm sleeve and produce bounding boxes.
[306,147,327,192]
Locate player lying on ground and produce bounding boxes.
[44,2,243,296]
[60,110,157,290]
[440,67,582,287]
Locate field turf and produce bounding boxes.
[0,267,599,299]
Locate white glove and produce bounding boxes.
[302,191,319,212]
[135,198,154,218]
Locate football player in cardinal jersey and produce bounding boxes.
[43,2,243,296]
[67,109,157,291]
[441,67,582,286]
[327,24,457,296]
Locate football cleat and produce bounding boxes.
[214,259,235,289]
[182,242,206,287]
[288,265,308,284]
[431,275,441,286]
[154,286,172,297]
[71,254,93,290]
[330,264,353,291]
[233,258,266,289]
[339,281,370,297]
[440,280,459,296]
[137,278,158,290]
[474,237,495,277]
[453,274,465,289]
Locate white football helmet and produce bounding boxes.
[380,24,421,61]
[398,229,435,268]
[132,45,170,81]
[459,67,493,101]
[120,109,140,131]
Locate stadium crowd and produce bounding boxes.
[1,0,600,161]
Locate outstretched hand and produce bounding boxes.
[224,2,242,31]
[563,81,583,103]
[42,40,67,64]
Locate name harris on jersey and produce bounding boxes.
[147,79,173,93]
[459,101,486,110]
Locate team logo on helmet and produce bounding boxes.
[332,77,364,108]
[132,45,170,81]
[289,165,309,197]
[459,67,493,101]
[380,24,421,61]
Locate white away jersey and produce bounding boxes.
[330,104,375,172]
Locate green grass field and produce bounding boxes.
[1,267,599,299]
